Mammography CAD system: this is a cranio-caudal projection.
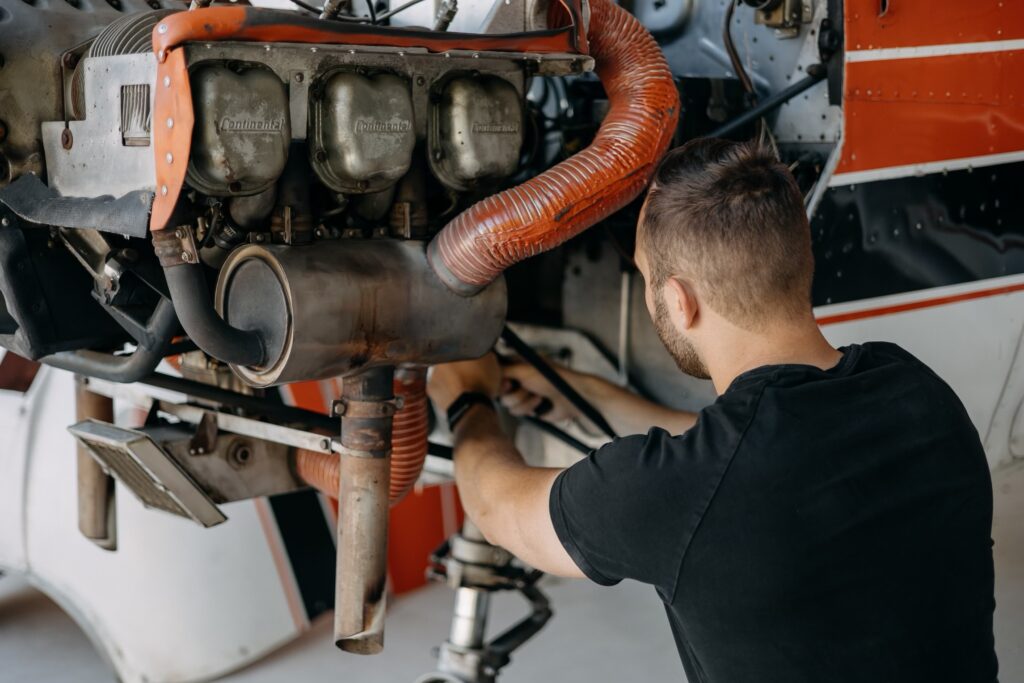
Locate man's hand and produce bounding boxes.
[427,354,502,414]
[500,362,580,421]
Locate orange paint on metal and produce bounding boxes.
[817,281,1024,326]
[150,48,194,231]
[148,5,587,231]
[844,0,1024,50]
[836,50,1024,175]
[152,5,585,57]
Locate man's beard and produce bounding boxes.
[653,296,711,380]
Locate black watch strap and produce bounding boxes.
[447,392,495,432]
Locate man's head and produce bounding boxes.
[635,138,814,379]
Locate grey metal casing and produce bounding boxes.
[310,71,416,193]
[187,63,291,196]
[215,240,507,387]
[430,76,524,191]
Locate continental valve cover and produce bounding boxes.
[310,71,416,194]
[187,63,291,196]
[429,76,523,191]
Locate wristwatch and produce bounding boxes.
[446,391,496,432]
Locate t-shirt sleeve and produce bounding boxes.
[549,425,736,598]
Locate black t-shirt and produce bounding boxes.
[550,342,998,683]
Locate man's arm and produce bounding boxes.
[501,362,697,436]
[451,405,584,578]
[428,357,585,577]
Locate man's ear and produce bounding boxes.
[664,276,699,331]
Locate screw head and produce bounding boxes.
[165,152,173,164]
[1,217,10,227]
[163,75,171,87]
[166,117,174,128]
[160,185,168,196]
[157,23,168,34]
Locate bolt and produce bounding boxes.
[60,128,73,150]
[1,217,9,227]
[294,72,304,83]
[416,76,425,86]
[320,438,330,450]
[181,251,192,262]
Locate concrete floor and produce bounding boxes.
[3,461,1023,682]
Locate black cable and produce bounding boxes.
[288,0,322,13]
[524,416,592,455]
[723,0,756,98]
[500,326,618,440]
[710,66,826,139]
[376,0,426,22]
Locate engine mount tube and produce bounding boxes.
[427,0,679,295]
[42,297,180,383]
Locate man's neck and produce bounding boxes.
[703,318,842,395]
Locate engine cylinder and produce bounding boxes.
[214,240,506,387]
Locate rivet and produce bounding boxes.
[165,152,173,164]
[161,185,168,196]
[1,217,9,227]
[157,50,165,61]
[166,117,174,128]
[163,75,171,87]
[157,23,168,33]
[181,251,192,262]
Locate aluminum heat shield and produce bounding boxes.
[68,419,227,528]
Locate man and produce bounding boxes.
[428,138,998,682]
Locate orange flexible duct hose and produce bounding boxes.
[427,0,679,294]
[295,367,429,506]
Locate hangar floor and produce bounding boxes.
[3,461,1023,683]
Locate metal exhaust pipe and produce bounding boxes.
[335,366,395,654]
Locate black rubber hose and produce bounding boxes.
[524,416,593,456]
[500,326,618,439]
[711,66,827,139]
[163,264,266,367]
[42,298,179,383]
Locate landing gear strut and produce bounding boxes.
[416,522,552,683]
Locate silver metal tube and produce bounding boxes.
[334,367,395,655]
[75,377,117,550]
[449,588,490,649]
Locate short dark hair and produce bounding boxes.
[638,137,814,330]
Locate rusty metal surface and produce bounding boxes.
[75,377,117,551]
[214,240,506,387]
[335,366,394,654]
